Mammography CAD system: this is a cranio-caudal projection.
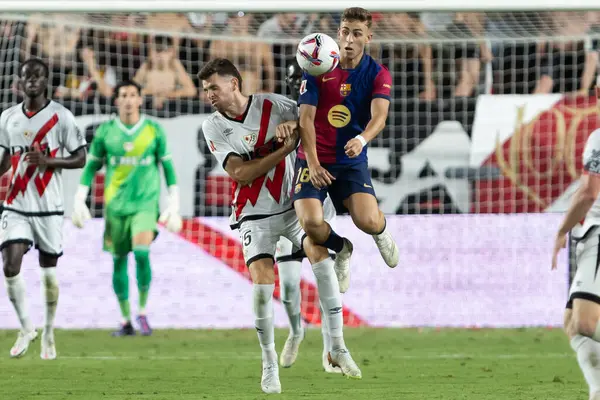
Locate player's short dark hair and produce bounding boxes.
[19,58,49,78]
[341,7,372,29]
[154,35,174,49]
[197,58,243,92]
[114,80,142,96]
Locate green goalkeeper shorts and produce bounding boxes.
[103,210,159,255]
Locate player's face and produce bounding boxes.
[20,63,48,98]
[338,20,372,60]
[202,73,239,112]
[116,85,143,114]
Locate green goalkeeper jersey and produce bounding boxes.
[81,116,177,216]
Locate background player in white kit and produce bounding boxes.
[0,58,87,360]
[199,58,360,394]
[275,59,342,374]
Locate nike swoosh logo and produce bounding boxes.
[322,77,336,82]
[363,183,372,188]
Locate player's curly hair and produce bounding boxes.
[341,7,372,29]
[197,58,243,93]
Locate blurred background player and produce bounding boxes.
[0,58,87,359]
[199,58,361,393]
[71,80,182,337]
[552,79,600,400]
[275,58,341,374]
[291,8,399,294]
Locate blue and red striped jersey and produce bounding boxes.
[297,54,392,164]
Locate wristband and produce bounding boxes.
[355,135,368,147]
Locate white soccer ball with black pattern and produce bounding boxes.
[296,33,340,77]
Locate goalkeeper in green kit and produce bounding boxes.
[71,80,182,336]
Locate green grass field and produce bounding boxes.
[0,328,587,399]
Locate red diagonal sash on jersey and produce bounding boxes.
[234,99,288,218]
[6,113,59,204]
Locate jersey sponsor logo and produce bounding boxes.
[109,155,153,166]
[340,83,351,97]
[327,105,351,128]
[9,144,53,156]
[585,149,600,174]
[300,79,307,95]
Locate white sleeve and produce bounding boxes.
[0,111,9,159]
[201,119,240,169]
[61,108,87,153]
[272,94,299,121]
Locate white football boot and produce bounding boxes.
[322,351,343,374]
[334,239,353,293]
[10,329,37,358]
[40,330,57,360]
[328,348,362,379]
[279,329,304,368]
[373,229,399,268]
[261,361,282,394]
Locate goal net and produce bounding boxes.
[0,9,582,329]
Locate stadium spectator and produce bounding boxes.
[143,13,195,49]
[208,13,275,94]
[24,13,85,95]
[133,35,197,109]
[380,12,436,101]
[257,13,317,38]
[79,47,118,98]
[533,11,599,95]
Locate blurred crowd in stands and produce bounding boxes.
[0,11,599,120]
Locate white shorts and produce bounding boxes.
[0,210,63,257]
[275,195,336,262]
[240,209,304,266]
[569,227,600,306]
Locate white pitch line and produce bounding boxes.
[58,353,573,361]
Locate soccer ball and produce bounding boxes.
[296,33,340,77]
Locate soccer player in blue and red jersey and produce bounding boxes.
[291,7,399,293]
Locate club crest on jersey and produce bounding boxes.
[244,133,257,146]
[123,142,134,152]
[23,131,33,139]
[340,83,351,97]
[295,184,302,194]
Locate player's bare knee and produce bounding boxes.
[303,236,329,264]
[353,211,382,235]
[301,215,327,240]
[573,300,600,338]
[2,249,24,277]
[573,316,600,338]
[248,258,275,285]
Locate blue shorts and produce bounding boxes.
[291,158,376,213]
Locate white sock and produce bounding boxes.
[312,258,345,350]
[320,303,331,354]
[278,260,303,336]
[253,283,276,363]
[572,335,600,396]
[40,268,59,333]
[5,274,33,332]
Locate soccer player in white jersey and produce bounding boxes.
[0,58,87,360]
[552,82,600,400]
[199,58,360,394]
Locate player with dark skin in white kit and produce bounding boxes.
[0,58,86,360]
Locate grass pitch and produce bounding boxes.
[0,328,586,399]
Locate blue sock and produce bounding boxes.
[320,225,345,253]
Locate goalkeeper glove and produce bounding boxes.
[72,185,91,229]
[159,185,183,233]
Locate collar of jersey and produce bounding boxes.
[115,116,146,136]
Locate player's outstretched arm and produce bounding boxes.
[0,153,11,177]
[156,124,182,233]
[344,98,390,158]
